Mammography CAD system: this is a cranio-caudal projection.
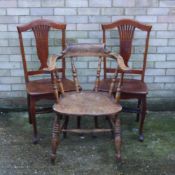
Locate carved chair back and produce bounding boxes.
[102,19,152,82]
[17,19,66,83]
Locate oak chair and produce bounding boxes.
[17,19,76,143]
[47,43,130,163]
[100,19,152,141]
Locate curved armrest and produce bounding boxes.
[43,54,60,72]
[108,53,131,73]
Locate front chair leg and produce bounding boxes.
[30,97,38,144]
[51,114,61,164]
[139,96,146,142]
[114,115,121,161]
[27,94,32,124]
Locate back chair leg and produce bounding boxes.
[139,96,146,142]
[94,116,99,128]
[77,116,81,129]
[136,99,141,122]
[77,116,84,136]
[63,115,69,138]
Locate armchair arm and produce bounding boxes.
[43,54,61,72]
[108,52,131,73]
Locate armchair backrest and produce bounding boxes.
[48,44,129,104]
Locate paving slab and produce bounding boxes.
[0,111,175,175]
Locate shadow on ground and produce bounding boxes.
[0,111,175,175]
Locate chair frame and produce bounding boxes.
[47,44,130,163]
[101,19,152,141]
[17,19,67,143]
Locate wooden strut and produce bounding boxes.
[115,75,122,103]
[94,56,102,92]
[109,68,118,96]
[71,58,80,92]
[61,128,112,133]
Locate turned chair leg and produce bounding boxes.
[139,96,147,142]
[114,115,121,161]
[94,116,99,128]
[51,114,61,164]
[30,97,38,144]
[63,115,69,138]
[77,116,81,129]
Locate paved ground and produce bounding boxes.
[0,111,175,175]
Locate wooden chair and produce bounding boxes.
[17,19,76,144]
[47,43,130,163]
[100,19,152,141]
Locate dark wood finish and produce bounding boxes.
[17,19,77,143]
[50,43,130,163]
[101,19,152,141]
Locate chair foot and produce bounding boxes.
[63,132,67,139]
[115,154,122,162]
[92,133,97,138]
[32,136,39,144]
[139,134,144,142]
[50,154,56,165]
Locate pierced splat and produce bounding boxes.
[118,24,135,66]
[32,25,50,70]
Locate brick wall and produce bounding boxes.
[0,0,175,99]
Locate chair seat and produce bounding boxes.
[53,91,122,116]
[26,78,77,95]
[98,78,148,95]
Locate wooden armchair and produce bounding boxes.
[100,19,152,141]
[17,19,77,143]
[47,43,130,163]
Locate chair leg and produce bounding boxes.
[107,116,114,138]
[114,115,121,161]
[27,94,32,124]
[139,96,147,142]
[63,115,69,138]
[51,114,61,164]
[136,99,141,122]
[77,116,84,136]
[94,116,99,128]
[77,116,81,129]
[30,97,38,144]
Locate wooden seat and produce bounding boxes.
[48,43,130,163]
[101,19,152,141]
[53,91,122,116]
[17,19,77,144]
[98,79,148,95]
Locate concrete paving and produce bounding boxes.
[0,111,175,175]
